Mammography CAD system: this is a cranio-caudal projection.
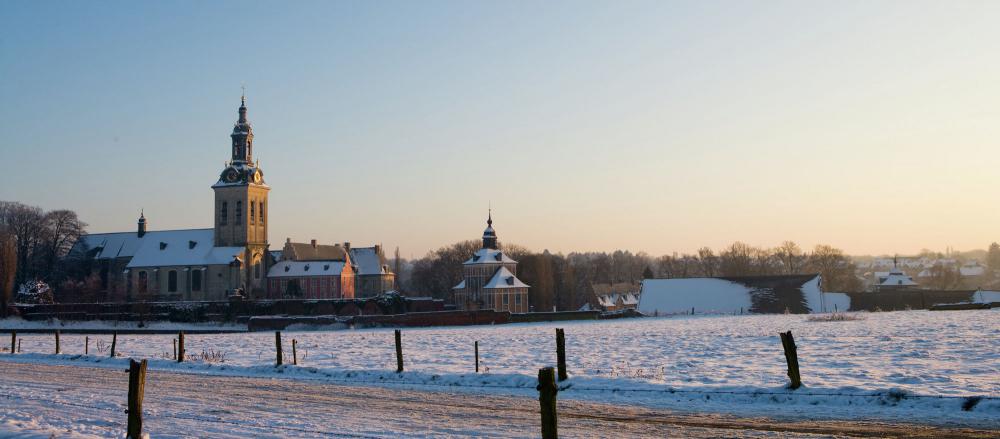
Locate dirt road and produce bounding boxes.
[0,360,994,438]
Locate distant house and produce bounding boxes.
[874,259,918,292]
[637,274,831,315]
[276,238,395,298]
[266,260,354,299]
[596,292,640,312]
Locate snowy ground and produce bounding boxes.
[0,309,998,434]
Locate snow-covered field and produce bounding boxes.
[2,309,999,429]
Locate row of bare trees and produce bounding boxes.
[404,240,862,311]
[0,201,88,312]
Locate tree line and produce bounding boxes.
[404,240,863,311]
[0,201,88,314]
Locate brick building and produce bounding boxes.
[452,213,529,313]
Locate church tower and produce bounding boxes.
[212,95,270,295]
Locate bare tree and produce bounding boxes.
[719,242,754,276]
[0,230,16,317]
[774,241,804,274]
[696,247,718,277]
[0,202,45,286]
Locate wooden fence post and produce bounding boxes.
[173,338,177,360]
[394,329,403,373]
[292,339,297,366]
[17,339,20,353]
[55,330,60,354]
[9,332,14,355]
[537,367,558,439]
[177,332,185,363]
[779,331,801,390]
[126,359,148,439]
[475,340,479,373]
[555,328,567,381]
[275,331,283,366]
[110,332,117,358]
[85,336,89,355]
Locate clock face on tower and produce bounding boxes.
[225,169,239,183]
[253,171,262,184]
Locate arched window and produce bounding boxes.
[235,201,243,224]
[250,199,256,224]
[167,270,178,292]
[191,269,202,292]
[220,202,228,225]
[254,260,261,279]
[137,271,148,293]
[259,201,265,224]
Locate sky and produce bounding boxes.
[2,1,999,258]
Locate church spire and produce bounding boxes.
[482,210,498,249]
[231,94,254,164]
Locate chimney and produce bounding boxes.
[344,242,351,252]
[374,244,382,255]
[310,239,317,248]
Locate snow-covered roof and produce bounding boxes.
[464,248,516,265]
[268,260,348,278]
[452,279,466,290]
[638,275,822,314]
[597,294,617,307]
[879,269,917,286]
[960,264,985,277]
[350,247,389,275]
[72,232,145,260]
[124,229,243,268]
[620,292,640,305]
[483,266,529,289]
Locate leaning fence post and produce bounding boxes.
[126,358,148,439]
[9,332,14,355]
[779,331,801,389]
[85,336,89,355]
[394,329,404,373]
[475,340,479,373]
[555,328,567,381]
[537,367,558,439]
[55,330,60,354]
[292,339,298,366]
[110,332,117,358]
[275,331,283,366]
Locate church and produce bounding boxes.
[452,213,530,313]
[70,97,394,302]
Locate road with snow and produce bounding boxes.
[0,361,996,438]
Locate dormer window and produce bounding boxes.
[324,264,330,271]
[284,266,290,272]
[495,252,503,261]
[506,277,514,286]
[189,240,197,249]
[304,264,310,271]
[159,242,167,250]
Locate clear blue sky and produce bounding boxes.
[2,1,1000,257]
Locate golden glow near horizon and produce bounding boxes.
[1,2,999,257]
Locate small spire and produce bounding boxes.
[487,208,492,227]
[241,84,246,105]
[139,209,145,220]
